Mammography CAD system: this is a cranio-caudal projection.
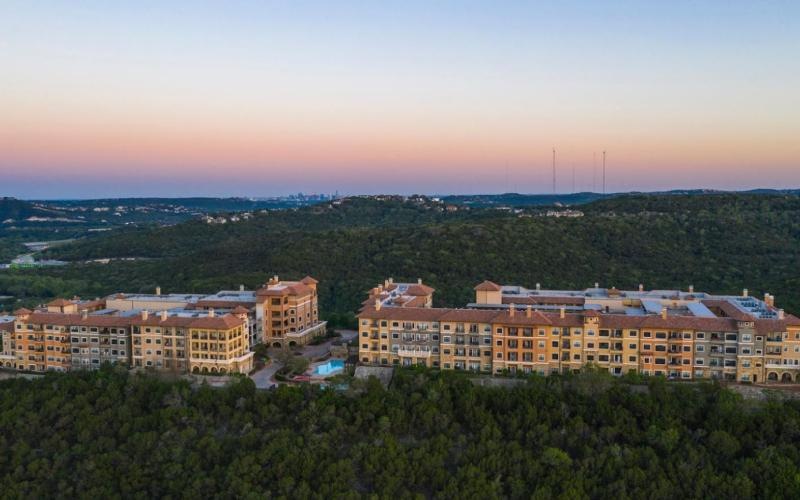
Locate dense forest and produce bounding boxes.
[0,367,798,498]
[1,194,799,320]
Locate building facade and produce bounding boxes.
[255,275,326,347]
[358,280,800,383]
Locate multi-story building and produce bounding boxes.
[0,315,16,368]
[126,309,253,374]
[255,276,326,347]
[359,279,800,383]
[12,308,72,372]
[7,305,253,375]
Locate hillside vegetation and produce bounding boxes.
[0,367,798,498]
[1,194,799,319]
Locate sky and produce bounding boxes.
[1,0,799,198]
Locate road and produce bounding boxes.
[249,329,357,389]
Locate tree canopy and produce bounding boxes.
[1,367,799,498]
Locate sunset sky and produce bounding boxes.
[2,1,799,198]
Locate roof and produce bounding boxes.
[256,282,313,298]
[47,299,74,307]
[438,309,499,323]
[474,280,502,292]
[14,311,245,331]
[13,308,32,315]
[301,276,319,285]
[232,306,251,315]
[501,296,585,306]
[701,300,753,321]
[405,284,434,296]
[492,308,554,325]
[358,306,447,322]
[192,299,255,310]
[0,321,14,333]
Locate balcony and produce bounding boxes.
[397,349,432,358]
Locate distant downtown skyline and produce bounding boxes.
[2,1,799,198]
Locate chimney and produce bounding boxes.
[384,279,389,287]
[743,288,748,297]
[155,286,161,296]
[688,285,694,294]
[375,299,381,311]
[240,284,245,292]
[418,278,422,284]
[509,303,515,317]
[526,305,532,318]
[81,310,88,320]
[389,277,393,284]
[536,283,541,291]
[778,309,785,319]
[661,307,667,320]
[559,307,565,319]
[594,282,599,289]
[141,310,149,320]
[160,310,168,321]
[639,284,644,292]
[208,308,215,318]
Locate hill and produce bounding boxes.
[0,197,69,221]
[2,193,798,321]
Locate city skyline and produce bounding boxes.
[2,1,799,198]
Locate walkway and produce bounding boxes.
[248,329,357,389]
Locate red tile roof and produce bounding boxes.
[16,311,245,331]
[439,309,499,323]
[406,284,435,296]
[474,280,502,292]
[358,307,447,322]
[47,299,74,307]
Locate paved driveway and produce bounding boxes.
[250,360,282,389]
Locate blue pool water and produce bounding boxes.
[313,359,344,376]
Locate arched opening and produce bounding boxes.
[201,367,209,374]
[211,367,218,373]
[781,372,793,383]
[767,372,778,382]
[753,374,758,383]
[272,342,282,348]
[219,368,227,374]
[288,341,297,347]
[192,367,199,373]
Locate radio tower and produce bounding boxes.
[592,152,597,192]
[552,147,556,194]
[602,150,607,195]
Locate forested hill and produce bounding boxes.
[1,367,799,498]
[3,193,800,318]
[0,197,68,220]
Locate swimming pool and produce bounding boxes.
[312,359,344,376]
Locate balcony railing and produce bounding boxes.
[397,349,432,357]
